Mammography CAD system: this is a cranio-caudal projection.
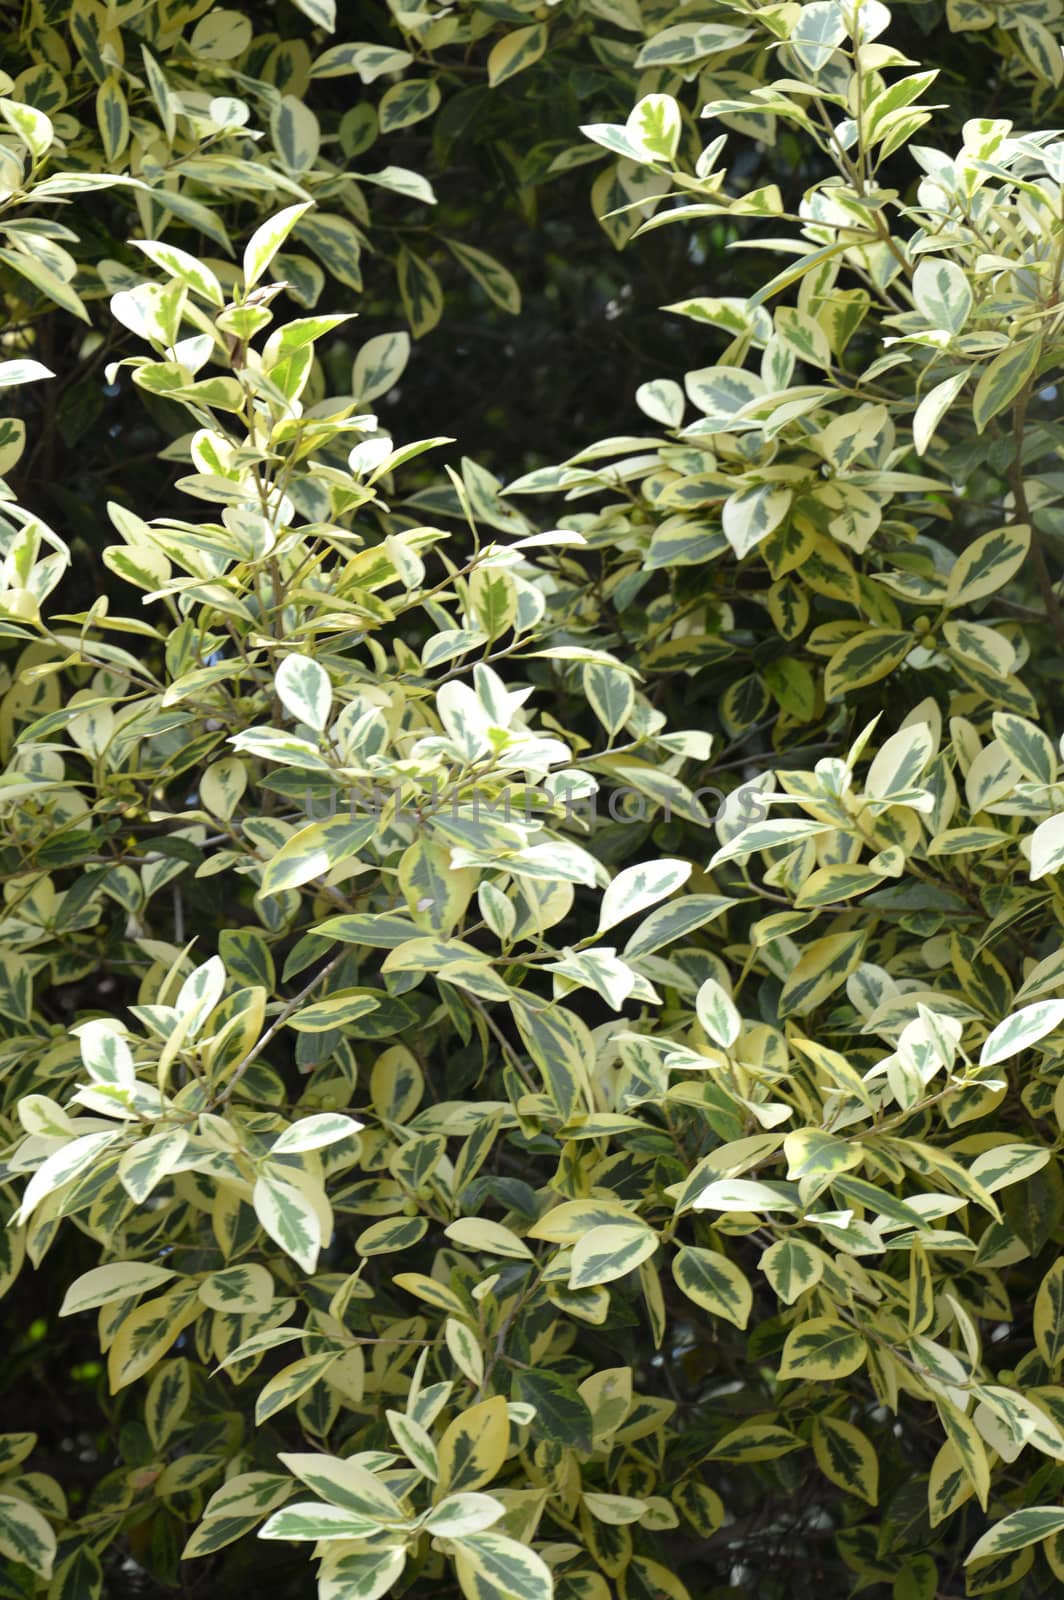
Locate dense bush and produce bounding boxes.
[3,2,1064,1598]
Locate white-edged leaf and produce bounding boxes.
[258,1501,381,1541]
[453,1531,552,1600]
[59,1261,178,1317]
[0,1492,55,1579]
[176,954,226,1037]
[118,1129,189,1202]
[424,1492,504,1537]
[271,1113,363,1154]
[1030,813,1064,880]
[15,1132,121,1224]
[0,359,54,387]
[696,977,741,1049]
[252,1173,323,1273]
[275,653,332,732]
[625,94,682,162]
[277,1452,405,1520]
[913,371,967,455]
[244,203,312,289]
[912,258,973,334]
[131,240,225,307]
[77,1019,135,1085]
[598,859,692,934]
[966,1507,1064,1564]
[979,1001,1064,1066]
[690,1178,799,1213]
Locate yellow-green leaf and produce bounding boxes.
[811,1415,878,1505]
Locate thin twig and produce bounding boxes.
[214,949,347,1105]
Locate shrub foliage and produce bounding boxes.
[2,2,1064,1598]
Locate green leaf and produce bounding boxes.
[514,1369,594,1451]
[46,1546,102,1600]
